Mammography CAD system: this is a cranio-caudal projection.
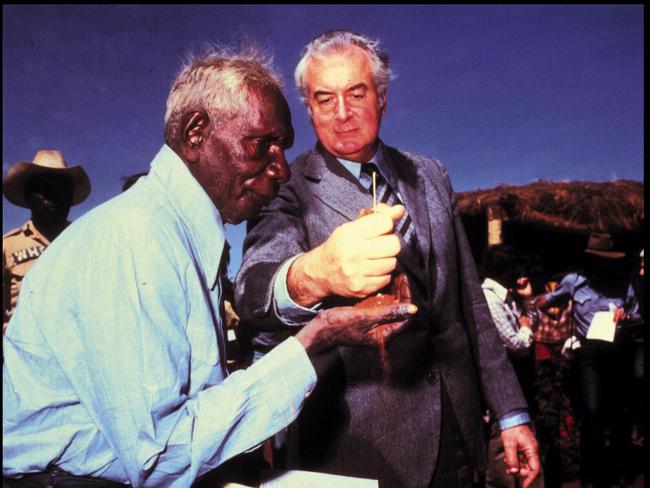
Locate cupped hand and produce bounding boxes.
[296,302,417,355]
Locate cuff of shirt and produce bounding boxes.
[273,255,322,326]
[498,409,531,430]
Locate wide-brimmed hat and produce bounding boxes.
[3,150,91,208]
[584,232,625,259]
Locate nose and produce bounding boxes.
[266,147,291,184]
[334,95,352,122]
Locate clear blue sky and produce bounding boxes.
[2,5,644,276]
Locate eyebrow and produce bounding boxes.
[312,83,368,98]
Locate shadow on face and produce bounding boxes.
[24,173,74,223]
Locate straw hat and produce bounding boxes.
[3,150,91,208]
[584,232,625,259]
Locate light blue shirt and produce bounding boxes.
[3,145,316,486]
[271,144,530,430]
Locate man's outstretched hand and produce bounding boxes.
[295,302,417,355]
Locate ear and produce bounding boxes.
[181,111,209,163]
[379,90,388,114]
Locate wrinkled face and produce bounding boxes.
[25,173,73,224]
[194,87,294,224]
[305,46,385,163]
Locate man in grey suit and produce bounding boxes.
[235,30,540,488]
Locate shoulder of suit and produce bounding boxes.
[289,146,321,169]
[384,145,446,171]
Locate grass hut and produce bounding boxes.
[457,179,644,279]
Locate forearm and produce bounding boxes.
[109,337,316,486]
[178,338,315,481]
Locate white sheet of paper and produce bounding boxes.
[586,310,616,342]
[260,470,378,488]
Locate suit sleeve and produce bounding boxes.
[234,182,311,330]
[444,167,529,418]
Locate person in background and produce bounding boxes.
[3,150,91,334]
[3,45,416,488]
[481,244,544,488]
[531,277,580,487]
[536,233,640,488]
[236,30,540,488]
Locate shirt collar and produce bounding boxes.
[482,277,509,301]
[148,144,226,289]
[336,141,391,185]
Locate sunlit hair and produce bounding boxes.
[164,43,283,144]
[294,30,394,105]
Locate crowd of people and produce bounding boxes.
[3,29,643,488]
[478,241,643,488]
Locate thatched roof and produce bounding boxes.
[457,179,644,234]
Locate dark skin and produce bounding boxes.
[24,173,74,242]
[172,86,294,225]
[167,85,417,354]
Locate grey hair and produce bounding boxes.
[294,30,394,105]
[164,43,283,144]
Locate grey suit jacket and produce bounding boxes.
[235,142,527,488]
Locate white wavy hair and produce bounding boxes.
[164,43,283,144]
[294,30,394,105]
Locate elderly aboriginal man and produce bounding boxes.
[235,30,541,488]
[2,47,417,488]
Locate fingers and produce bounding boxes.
[520,457,541,488]
[502,439,520,476]
[344,276,392,298]
[612,307,626,323]
[362,235,401,259]
[371,203,406,223]
[356,303,418,327]
[501,426,541,488]
[393,273,412,302]
[351,212,397,239]
[369,318,412,343]
[362,258,398,277]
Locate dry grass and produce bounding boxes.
[457,179,644,234]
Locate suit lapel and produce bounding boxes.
[304,145,373,221]
[382,146,433,281]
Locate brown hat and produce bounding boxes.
[584,232,625,259]
[3,150,91,208]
